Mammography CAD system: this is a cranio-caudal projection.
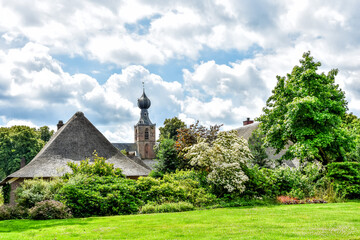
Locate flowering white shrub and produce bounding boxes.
[185,131,252,193]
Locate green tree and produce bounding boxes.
[257,52,354,165]
[248,128,271,168]
[158,117,186,141]
[0,126,45,179]
[37,126,54,142]
[154,138,180,173]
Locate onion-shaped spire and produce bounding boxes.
[136,83,153,126]
[137,89,151,109]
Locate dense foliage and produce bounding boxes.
[327,162,360,199]
[137,170,215,206]
[248,128,271,168]
[57,153,137,217]
[66,151,125,178]
[0,204,28,220]
[342,113,360,162]
[158,117,186,141]
[29,200,72,220]
[258,52,353,165]
[243,163,326,200]
[57,174,141,217]
[154,138,181,173]
[0,125,53,180]
[16,178,64,208]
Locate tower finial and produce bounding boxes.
[142,81,145,92]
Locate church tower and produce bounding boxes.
[134,86,156,159]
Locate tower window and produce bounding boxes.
[145,128,149,140]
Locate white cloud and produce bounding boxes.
[1,0,360,139]
[4,119,38,128]
[0,42,183,142]
[182,59,269,127]
[1,0,360,70]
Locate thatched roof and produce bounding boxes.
[1,112,150,183]
[234,122,260,140]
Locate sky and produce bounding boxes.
[0,0,360,142]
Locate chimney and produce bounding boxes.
[57,120,64,130]
[243,117,254,126]
[20,157,26,168]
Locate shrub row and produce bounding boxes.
[0,200,71,220]
[243,163,326,199]
[137,170,215,206]
[3,162,357,220]
[16,178,64,208]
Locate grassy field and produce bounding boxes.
[0,202,360,239]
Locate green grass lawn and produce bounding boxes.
[1,202,360,240]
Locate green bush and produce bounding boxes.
[242,163,325,199]
[140,202,194,214]
[57,174,142,217]
[16,178,64,208]
[0,204,28,220]
[313,180,344,203]
[148,170,164,179]
[66,151,125,178]
[29,200,72,220]
[242,166,275,198]
[327,162,360,199]
[290,163,326,199]
[154,138,181,173]
[137,170,215,206]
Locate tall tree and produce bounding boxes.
[158,117,186,141]
[0,126,46,180]
[37,126,54,142]
[154,138,180,173]
[257,52,354,165]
